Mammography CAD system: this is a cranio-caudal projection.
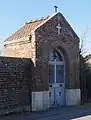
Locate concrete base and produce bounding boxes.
[66,89,81,105]
[32,89,81,111]
[32,91,49,111]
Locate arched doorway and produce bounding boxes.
[49,48,65,106]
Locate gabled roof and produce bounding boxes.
[4,16,50,42]
[4,12,79,42]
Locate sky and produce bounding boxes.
[0,0,91,55]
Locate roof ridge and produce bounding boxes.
[25,15,50,24]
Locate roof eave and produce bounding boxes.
[4,36,30,46]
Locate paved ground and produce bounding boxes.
[1,106,91,120]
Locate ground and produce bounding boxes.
[1,105,91,120]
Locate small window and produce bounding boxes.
[29,34,32,41]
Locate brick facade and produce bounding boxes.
[34,13,80,91]
[3,12,80,110]
[4,12,80,91]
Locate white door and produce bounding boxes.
[49,49,65,106]
[55,84,65,105]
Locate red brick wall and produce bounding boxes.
[0,57,32,110]
[34,13,80,90]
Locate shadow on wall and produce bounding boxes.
[0,56,35,111]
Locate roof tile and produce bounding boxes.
[5,16,49,42]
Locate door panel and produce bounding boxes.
[49,62,65,106]
[55,86,64,105]
[49,87,54,106]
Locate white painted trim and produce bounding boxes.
[66,89,81,105]
[31,12,59,32]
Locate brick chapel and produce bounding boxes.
[4,10,80,111]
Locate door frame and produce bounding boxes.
[49,49,66,106]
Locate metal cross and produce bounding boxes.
[54,6,58,13]
[56,23,62,35]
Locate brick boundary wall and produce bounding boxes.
[0,57,33,112]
